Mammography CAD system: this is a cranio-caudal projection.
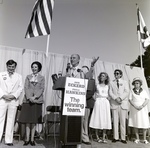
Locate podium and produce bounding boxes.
[53,77,95,146]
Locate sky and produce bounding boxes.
[0,0,150,64]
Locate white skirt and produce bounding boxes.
[89,97,112,129]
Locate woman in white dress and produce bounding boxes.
[89,72,112,143]
[128,77,150,144]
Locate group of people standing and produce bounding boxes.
[66,54,150,148]
[90,70,150,145]
[0,54,149,147]
[0,60,45,146]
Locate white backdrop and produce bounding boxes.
[0,45,149,115]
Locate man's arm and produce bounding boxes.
[85,57,99,79]
[0,74,6,98]
[85,67,93,79]
[109,83,118,100]
[11,75,23,99]
[119,81,129,101]
[91,57,99,67]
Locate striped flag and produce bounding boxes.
[25,0,54,38]
[137,5,150,49]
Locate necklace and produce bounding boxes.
[133,88,143,95]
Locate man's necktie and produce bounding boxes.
[71,68,75,77]
[72,72,74,77]
[117,79,119,88]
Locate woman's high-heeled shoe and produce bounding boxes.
[102,139,107,143]
[96,137,102,143]
[143,140,149,144]
[134,139,140,144]
[30,141,36,146]
[23,141,30,146]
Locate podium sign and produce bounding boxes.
[53,77,95,145]
[63,77,88,116]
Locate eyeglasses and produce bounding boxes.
[114,72,120,75]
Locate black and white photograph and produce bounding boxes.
[0,0,150,147]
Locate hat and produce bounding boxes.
[132,77,142,85]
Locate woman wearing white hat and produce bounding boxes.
[128,77,150,144]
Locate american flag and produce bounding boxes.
[137,5,150,49]
[25,0,54,38]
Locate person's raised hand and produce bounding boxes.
[91,57,99,67]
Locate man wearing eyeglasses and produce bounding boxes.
[109,69,129,144]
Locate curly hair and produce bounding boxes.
[98,72,109,85]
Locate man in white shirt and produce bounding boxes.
[65,54,98,148]
[0,60,23,146]
[66,54,84,78]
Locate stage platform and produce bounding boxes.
[0,137,149,148]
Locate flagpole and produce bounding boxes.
[46,35,50,57]
[136,3,143,69]
[139,42,143,69]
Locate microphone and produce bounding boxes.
[77,68,84,78]
[58,71,62,77]
[51,74,58,84]
[66,63,72,72]
[77,69,83,72]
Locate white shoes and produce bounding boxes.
[134,139,149,144]
[143,140,149,144]
[102,140,107,143]
[134,139,140,144]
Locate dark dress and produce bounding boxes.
[18,74,45,124]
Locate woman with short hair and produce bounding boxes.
[128,77,150,144]
[19,61,45,146]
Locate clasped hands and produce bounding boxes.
[2,95,15,101]
[29,95,38,103]
[133,104,143,110]
[115,97,122,104]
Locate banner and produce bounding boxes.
[62,77,88,116]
